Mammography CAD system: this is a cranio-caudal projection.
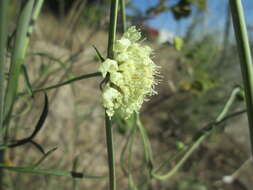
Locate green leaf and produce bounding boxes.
[0,164,106,179]
[93,45,105,62]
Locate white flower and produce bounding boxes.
[123,26,141,42]
[102,85,122,117]
[98,59,118,78]
[99,26,159,119]
[115,38,131,53]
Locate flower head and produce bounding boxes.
[99,26,159,119]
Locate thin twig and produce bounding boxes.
[18,72,101,96]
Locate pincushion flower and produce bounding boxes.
[99,26,159,119]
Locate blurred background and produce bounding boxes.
[5,0,253,189]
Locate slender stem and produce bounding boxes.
[105,1,119,189]
[127,126,137,189]
[152,87,240,180]
[152,135,206,180]
[229,0,253,156]
[0,0,9,186]
[127,127,136,173]
[120,125,136,175]
[136,114,153,167]
[0,164,105,179]
[23,0,44,52]
[105,113,116,190]
[18,72,101,96]
[216,87,240,122]
[120,0,126,33]
[107,0,119,59]
[0,0,8,140]
[4,0,34,122]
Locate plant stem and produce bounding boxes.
[127,119,138,189]
[0,164,105,179]
[0,0,9,186]
[107,0,119,59]
[105,1,119,189]
[23,0,44,52]
[120,0,126,33]
[4,0,34,123]
[215,87,240,122]
[152,87,240,180]
[229,0,253,156]
[105,114,116,190]
[136,114,153,168]
[120,124,136,175]
[18,72,101,96]
[0,0,8,142]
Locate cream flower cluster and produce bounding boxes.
[99,26,159,119]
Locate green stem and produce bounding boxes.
[215,87,240,122]
[0,0,8,140]
[120,0,126,33]
[229,0,253,156]
[152,135,206,180]
[18,72,101,96]
[4,0,35,123]
[127,125,139,190]
[107,0,119,59]
[105,1,119,190]
[105,113,116,190]
[127,127,136,174]
[0,164,105,179]
[23,0,44,52]
[152,87,240,180]
[136,115,153,168]
[0,0,9,186]
[120,125,136,175]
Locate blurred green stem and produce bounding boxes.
[4,0,34,124]
[0,164,105,179]
[23,0,44,52]
[152,87,240,180]
[120,124,136,175]
[127,127,136,187]
[0,0,8,140]
[229,0,253,156]
[120,0,126,32]
[136,114,153,169]
[0,0,9,185]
